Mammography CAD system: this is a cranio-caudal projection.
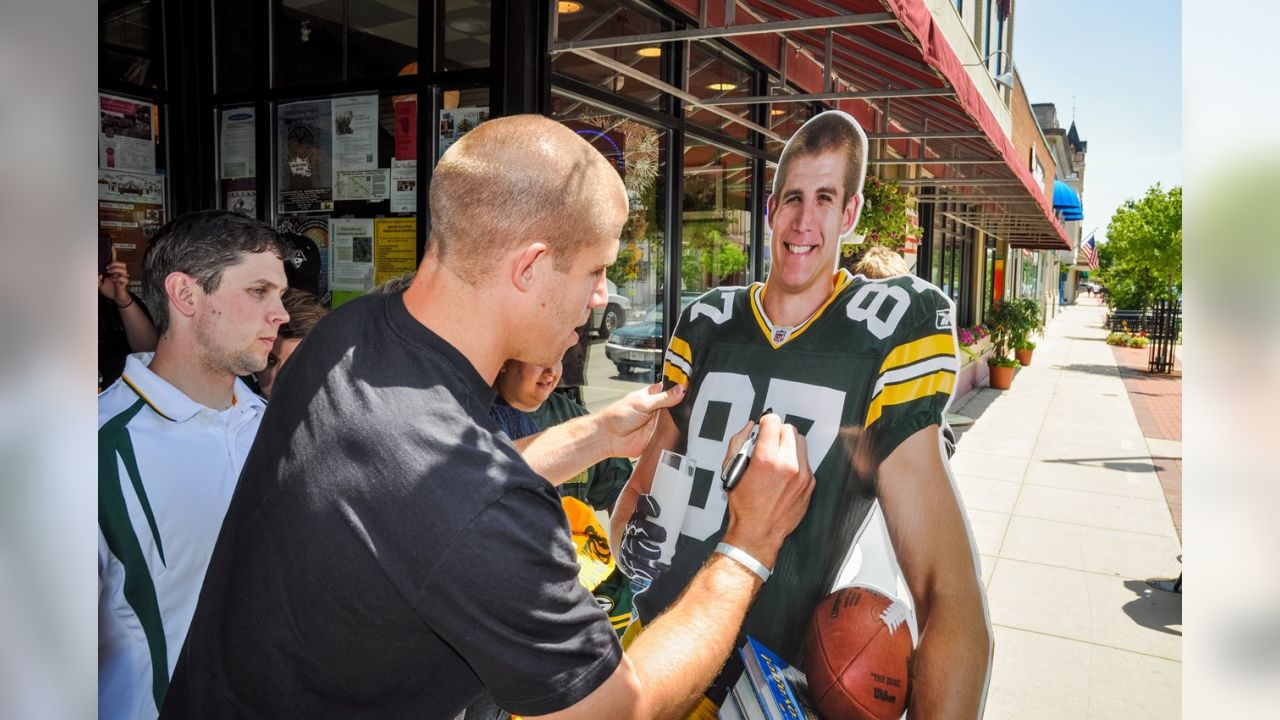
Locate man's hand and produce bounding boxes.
[721,413,815,570]
[599,383,685,459]
[98,251,132,307]
[617,494,669,584]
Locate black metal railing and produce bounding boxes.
[1147,300,1182,374]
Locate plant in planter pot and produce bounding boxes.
[984,300,1025,389]
[1006,297,1044,366]
[853,176,921,250]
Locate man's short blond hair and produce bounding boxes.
[848,244,911,279]
[428,114,627,285]
[772,110,868,204]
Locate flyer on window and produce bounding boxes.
[438,106,488,159]
[98,170,164,280]
[390,159,417,213]
[329,218,376,293]
[335,168,390,202]
[220,108,256,179]
[278,100,333,213]
[374,218,416,287]
[99,94,156,173]
[394,96,416,161]
[331,94,378,172]
[276,215,331,297]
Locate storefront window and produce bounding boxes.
[686,41,754,143]
[552,0,668,111]
[216,0,261,94]
[682,138,753,298]
[551,93,667,402]
[349,0,419,79]
[442,0,490,70]
[762,163,776,278]
[274,0,419,86]
[100,0,164,90]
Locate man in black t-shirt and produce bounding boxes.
[164,115,815,720]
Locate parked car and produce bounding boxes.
[605,308,662,376]
[589,279,631,339]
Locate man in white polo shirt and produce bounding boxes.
[98,210,290,719]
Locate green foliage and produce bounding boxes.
[1096,184,1182,311]
[989,355,1021,369]
[854,176,920,250]
[1107,331,1150,348]
[986,297,1042,362]
[681,221,749,289]
[1015,339,1037,351]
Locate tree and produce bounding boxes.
[681,221,748,290]
[1097,184,1181,311]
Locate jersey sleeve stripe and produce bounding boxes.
[864,369,957,427]
[663,360,690,387]
[668,335,693,365]
[872,355,960,398]
[664,350,692,379]
[879,333,956,374]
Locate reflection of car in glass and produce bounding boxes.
[605,308,662,376]
[589,279,631,339]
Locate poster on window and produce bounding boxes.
[438,107,488,159]
[276,215,331,297]
[278,100,333,214]
[331,95,378,172]
[390,159,417,213]
[374,218,416,287]
[98,170,164,280]
[329,218,376,294]
[99,94,156,173]
[220,108,256,179]
[394,96,417,161]
[335,168,390,202]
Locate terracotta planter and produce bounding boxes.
[989,364,1015,390]
[1015,347,1034,366]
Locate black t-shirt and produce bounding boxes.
[163,293,621,719]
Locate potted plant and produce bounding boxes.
[1006,297,1044,366]
[984,300,1024,390]
[853,176,921,250]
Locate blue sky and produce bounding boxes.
[1012,1,1182,243]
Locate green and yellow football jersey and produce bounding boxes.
[637,269,960,668]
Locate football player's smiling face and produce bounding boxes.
[767,152,861,298]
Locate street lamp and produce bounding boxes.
[963,49,1014,90]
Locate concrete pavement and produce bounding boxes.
[949,298,1182,719]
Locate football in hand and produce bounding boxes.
[802,585,915,720]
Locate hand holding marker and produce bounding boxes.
[721,408,772,492]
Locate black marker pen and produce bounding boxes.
[721,408,772,492]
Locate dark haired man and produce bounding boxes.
[614,110,992,717]
[98,210,289,719]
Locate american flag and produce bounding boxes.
[1081,234,1099,269]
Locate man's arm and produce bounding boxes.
[527,415,815,720]
[879,425,992,718]
[515,384,684,485]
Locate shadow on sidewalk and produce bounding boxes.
[1040,456,1179,473]
[1122,579,1183,637]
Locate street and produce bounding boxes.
[581,336,658,413]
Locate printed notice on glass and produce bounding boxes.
[278,100,333,213]
[390,159,416,213]
[332,94,378,172]
[335,168,389,202]
[329,218,376,292]
[99,94,156,173]
[438,106,489,159]
[98,170,165,280]
[220,108,256,179]
[394,96,417,161]
[374,218,416,287]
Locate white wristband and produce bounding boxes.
[715,542,772,583]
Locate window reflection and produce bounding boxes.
[685,41,754,142]
[682,138,753,299]
[551,94,667,406]
[443,0,490,70]
[101,0,163,89]
[553,1,667,110]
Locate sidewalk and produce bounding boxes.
[947,297,1182,719]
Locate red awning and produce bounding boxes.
[661,0,1071,250]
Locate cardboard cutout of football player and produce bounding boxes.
[613,110,993,718]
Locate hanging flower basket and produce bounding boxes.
[854,176,922,250]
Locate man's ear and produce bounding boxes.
[765,193,778,233]
[511,242,550,292]
[165,272,199,321]
[841,192,863,237]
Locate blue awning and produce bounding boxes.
[1061,208,1084,221]
[1053,180,1082,211]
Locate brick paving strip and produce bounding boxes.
[1110,345,1182,541]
